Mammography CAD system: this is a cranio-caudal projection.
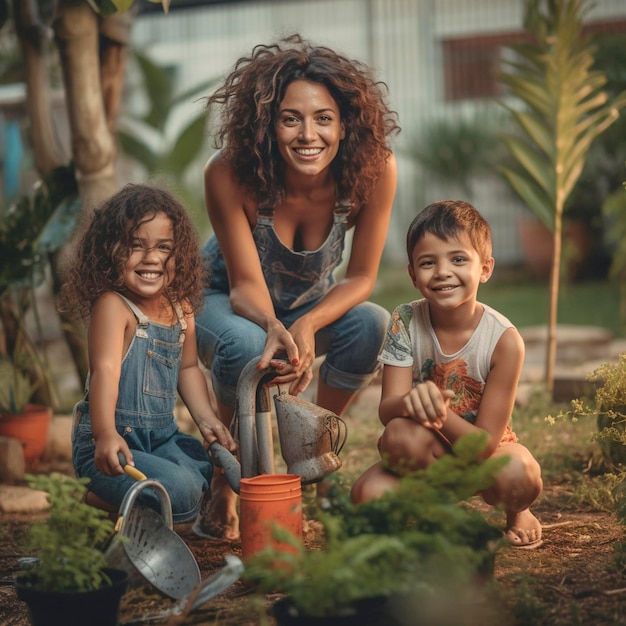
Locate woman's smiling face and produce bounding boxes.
[274,79,345,177]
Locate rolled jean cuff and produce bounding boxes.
[318,360,381,393]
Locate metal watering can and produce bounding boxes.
[104,456,243,603]
[209,356,348,493]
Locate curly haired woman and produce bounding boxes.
[194,34,400,540]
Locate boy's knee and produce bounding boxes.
[491,450,542,509]
[350,467,396,504]
[381,419,432,471]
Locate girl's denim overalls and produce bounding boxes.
[196,200,390,406]
[72,293,212,523]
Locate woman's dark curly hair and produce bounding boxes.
[207,34,400,208]
[59,183,209,322]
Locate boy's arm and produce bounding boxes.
[379,364,414,425]
[177,315,237,452]
[380,364,453,429]
[439,327,525,455]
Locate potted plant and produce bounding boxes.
[0,165,80,469]
[244,433,505,625]
[14,473,128,626]
[0,353,53,471]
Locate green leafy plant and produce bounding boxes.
[497,0,626,396]
[547,353,626,465]
[0,355,37,416]
[118,50,219,237]
[547,353,626,525]
[404,109,510,200]
[0,164,81,411]
[19,474,116,593]
[245,433,505,619]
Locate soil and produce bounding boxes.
[1,466,625,626]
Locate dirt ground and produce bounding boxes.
[1,468,625,626]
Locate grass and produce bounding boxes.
[371,264,624,337]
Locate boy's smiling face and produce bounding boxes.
[408,231,494,310]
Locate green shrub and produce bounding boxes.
[245,432,505,619]
[20,474,116,593]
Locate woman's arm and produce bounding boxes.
[204,153,300,369]
[87,293,135,474]
[177,314,237,452]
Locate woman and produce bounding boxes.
[195,34,399,539]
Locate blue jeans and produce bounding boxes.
[196,291,390,407]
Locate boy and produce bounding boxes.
[351,200,543,549]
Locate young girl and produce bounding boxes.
[59,183,236,526]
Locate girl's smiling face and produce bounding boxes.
[274,79,345,177]
[408,231,494,310]
[122,211,175,304]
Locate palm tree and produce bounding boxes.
[498,0,626,396]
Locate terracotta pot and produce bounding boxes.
[0,404,52,470]
[15,568,128,626]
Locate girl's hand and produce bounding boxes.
[403,381,454,430]
[94,433,133,476]
[198,421,238,454]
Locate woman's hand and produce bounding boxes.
[254,317,316,395]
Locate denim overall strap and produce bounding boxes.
[116,293,150,338]
[116,293,186,343]
[253,198,352,311]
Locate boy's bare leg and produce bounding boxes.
[350,461,400,504]
[483,443,543,547]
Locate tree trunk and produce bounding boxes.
[50,2,132,386]
[546,204,564,399]
[12,0,66,176]
[52,0,118,213]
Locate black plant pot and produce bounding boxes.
[15,568,128,626]
[272,596,392,626]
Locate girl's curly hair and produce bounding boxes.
[207,33,400,208]
[59,183,209,322]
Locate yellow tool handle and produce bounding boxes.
[117,452,147,481]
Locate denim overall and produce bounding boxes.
[72,293,212,523]
[196,200,390,406]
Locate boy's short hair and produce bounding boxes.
[406,200,493,263]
